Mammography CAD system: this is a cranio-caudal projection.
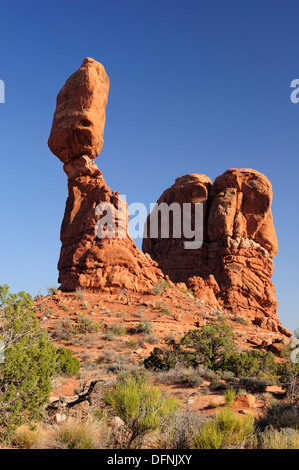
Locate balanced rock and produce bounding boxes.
[49,58,164,292]
[48,57,110,163]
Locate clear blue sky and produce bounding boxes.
[0,0,298,332]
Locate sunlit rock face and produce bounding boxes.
[48,58,164,293]
[143,168,289,336]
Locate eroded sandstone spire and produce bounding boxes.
[49,58,164,292]
[143,168,290,336]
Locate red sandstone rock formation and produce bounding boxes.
[48,58,164,292]
[48,58,290,337]
[143,169,291,336]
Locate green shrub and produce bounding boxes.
[182,373,204,388]
[211,380,227,391]
[47,285,58,295]
[224,387,236,407]
[155,304,171,315]
[74,314,101,334]
[108,323,127,337]
[181,324,236,370]
[223,350,276,378]
[55,347,80,376]
[137,321,154,335]
[193,420,224,449]
[276,362,299,402]
[238,377,268,394]
[0,285,58,432]
[193,407,254,449]
[144,345,196,371]
[256,402,299,431]
[104,372,180,448]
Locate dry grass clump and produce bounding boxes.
[13,424,43,449]
[49,417,110,449]
[250,427,299,449]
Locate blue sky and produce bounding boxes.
[0,0,298,332]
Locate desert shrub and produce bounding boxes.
[47,285,58,295]
[155,304,172,316]
[193,420,224,448]
[182,373,204,388]
[210,379,227,391]
[158,409,205,449]
[197,367,217,381]
[256,402,299,431]
[223,350,276,378]
[193,407,254,449]
[145,324,236,372]
[231,314,248,325]
[153,280,170,296]
[104,330,115,341]
[55,347,80,376]
[276,361,299,402]
[137,321,154,335]
[144,345,196,371]
[180,324,236,370]
[251,426,299,449]
[221,370,236,381]
[238,377,268,394]
[108,323,127,337]
[60,304,69,312]
[0,285,59,432]
[104,372,180,448]
[97,350,117,365]
[154,368,204,388]
[74,313,101,335]
[164,333,176,343]
[75,287,86,301]
[54,317,74,340]
[224,387,236,407]
[127,340,138,349]
[143,333,159,345]
[152,365,191,385]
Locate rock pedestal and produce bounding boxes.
[48,58,164,292]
